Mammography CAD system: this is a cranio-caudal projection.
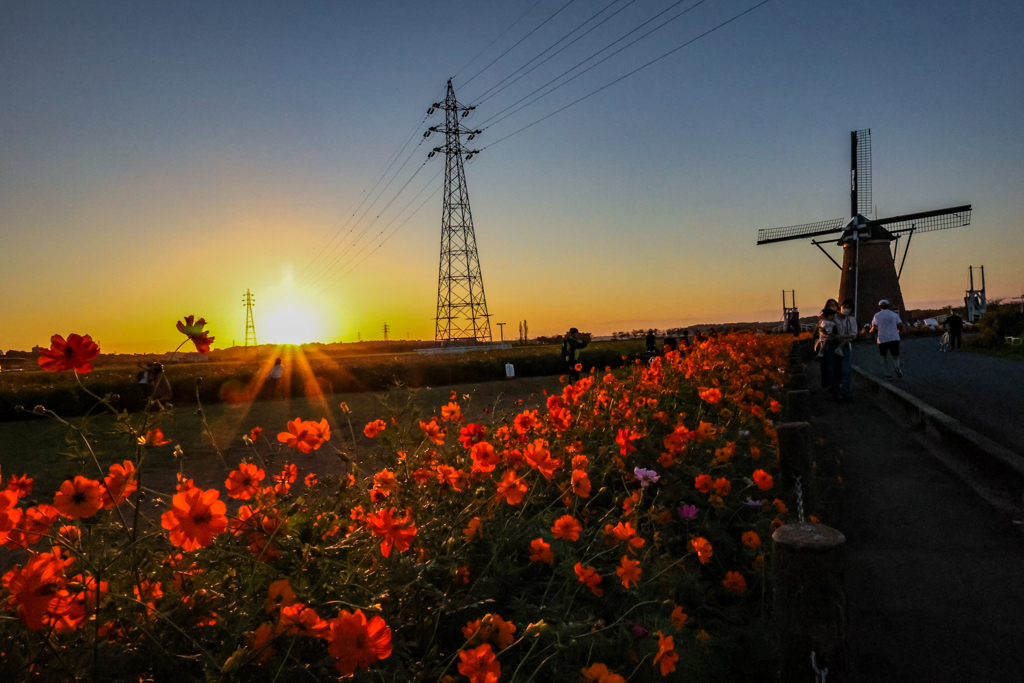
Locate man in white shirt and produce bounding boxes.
[869,299,905,380]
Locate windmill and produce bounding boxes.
[757,129,972,321]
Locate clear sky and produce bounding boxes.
[2,0,1022,352]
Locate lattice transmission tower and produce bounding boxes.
[428,79,492,344]
[242,289,257,353]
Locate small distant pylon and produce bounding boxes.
[382,323,390,342]
[242,289,257,354]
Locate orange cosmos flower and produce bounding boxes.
[670,605,688,630]
[769,399,782,413]
[304,473,318,487]
[249,426,263,442]
[53,476,104,520]
[551,514,582,542]
[373,469,398,497]
[175,315,215,354]
[722,570,747,595]
[713,441,736,463]
[712,477,731,496]
[225,463,264,500]
[773,498,789,513]
[513,409,539,434]
[571,469,591,498]
[462,614,517,651]
[0,491,23,546]
[435,465,464,491]
[458,643,501,683]
[441,401,462,422]
[463,516,481,542]
[653,631,679,676]
[277,418,328,453]
[419,420,445,445]
[771,517,784,532]
[458,422,488,448]
[5,504,58,549]
[604,521,644,550]
[615,428,640,456]
[326,608,392,676]
[752,469,774,491]
[365,507,416,557]
[574,563,603,596]
[582,663,627,683]
[102,461,137,509]
[1,548,73,630]
[495,469,528,505]
[278,602,329,637]
[616,555,642,589]
[694,474,713,494]
[741,531,761,549]
[689,537,713,564]
[6,474,34,498]
[470,441,500,473]
[265,579,297,613]
[698,387,722,404]
[140,429,171,447]
[246,623,276,664]
[529,538,554,563]
[37,334,100,373]
[524,439,561,480]
[160,487,228,551]
[363,419,386,438]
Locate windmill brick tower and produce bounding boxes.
[758,130,972,321]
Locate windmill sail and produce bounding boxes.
[757,218,846,245]
[873,205,972,236]
[852,129,871,216]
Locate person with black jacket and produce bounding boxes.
[562,328,588,382]
[944,312,964,350]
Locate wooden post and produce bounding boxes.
[789,373,808,390]
[773,523,847,681]
[776,422,811,478]
[787,389,811,421]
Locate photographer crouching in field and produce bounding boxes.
[562,328,588,382]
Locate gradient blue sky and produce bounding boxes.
[2,0,1021,351]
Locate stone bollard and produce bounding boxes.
[773,523,847,682]
[786,389,811,421]
[789,373,808,390]
[776,422,811,478]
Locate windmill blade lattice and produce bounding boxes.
[756,218,846,245]
[874,205,972,236]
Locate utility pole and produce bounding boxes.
[242,289,257,355]
[496,322,506,342]
[428,79,492,345]
[382,323,390,342]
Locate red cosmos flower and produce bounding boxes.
[524,439,561,480]
[246,623,276,664]
[463,516,481,542]
[435,465,464,491]
[495,469,527,505]
[463,614,517,651]
[277,418,329,453]
[689,537,713,564]
[694,474,713,494]
[249,426,263,442]
[37,334,100,373]
[615,428,640,456]
[529,538,554,563]
[712,477,731,496]
[571,469,591,498]
[160,487,228,551]
[53,476,104,520]
[722,570,747,595]
[752,469,774,491]
[363,419,386,438]
[225,463,265,500]
[513,409,539,435]
[278,603,329,638]
[551,514,582,542]
[265,579,297,613]
[582,663,626,683]
[741,531,761,549]
[6,474,33,498]
[1,547,74,630]
[470,441,500,473]
[549,406,572,431]
[419,420,445,445]
[458,643,501,683]
[698,387,722,404]
[5,505,58,550]
[574,563,604,596]
[102,461,137,509]
[175,315,215,354]
[140,429,171,447]
[653,631,679,676]
[365,507,416,557]
[326,608,392,676]
[0,491,22,546]
[616,555,642,589]
[459,423,487,448]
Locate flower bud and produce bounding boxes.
[524,620,547,637]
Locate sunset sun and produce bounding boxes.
[261,304,323,345]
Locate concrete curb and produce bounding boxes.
[853,365,1024,527]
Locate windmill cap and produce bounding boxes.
[878,299,889,306]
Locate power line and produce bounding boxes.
[483,0,774,149]
[475,0,709,132]
[469,0,637,105]
[452,0,547,78]
[461,0,580,88]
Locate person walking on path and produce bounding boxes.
[136,362,153,399]
[816,299,840,389]
[562,328,588,383]
[943,311,964,350]
[645,329,657,357]
[832,299,858,401]
[266,358,284,399]
[149,362,173,402]
[870,299,905,380]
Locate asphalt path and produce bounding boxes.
[851,336,1024,457]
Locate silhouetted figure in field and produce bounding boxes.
[266,358,283,399]
[664,335,677,354]
[562,328,588,383]
[944,313,963,349]
[681,330,690,348]
[149,363,172,402]
[645,329,657,357]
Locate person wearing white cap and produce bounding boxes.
[869,299,905,380]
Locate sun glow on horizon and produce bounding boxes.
[261,303,324,345]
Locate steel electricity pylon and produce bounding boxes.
[242,289,257,353]
[428,79,492,344]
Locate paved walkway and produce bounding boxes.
[808,367,1024,682]
[851,336,1024,457]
